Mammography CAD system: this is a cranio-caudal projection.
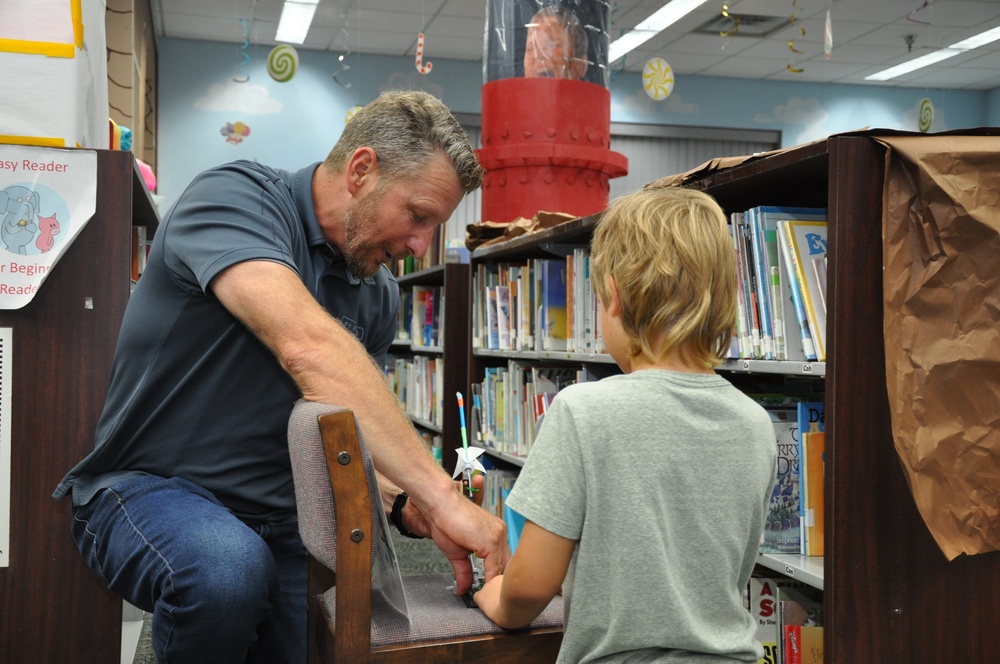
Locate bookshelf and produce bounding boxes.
[0,149,159,663]
[468,134,1000,662]
[388,262,471,476]
[468,224,617,465]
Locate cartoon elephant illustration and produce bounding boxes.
[1,185,40,255]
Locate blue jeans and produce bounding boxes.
[70,474,306,663]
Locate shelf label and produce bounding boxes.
[0,146,96,309]
[801,363,814,373]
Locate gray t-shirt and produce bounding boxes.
[506,370,777,664]
[53,160,399,523]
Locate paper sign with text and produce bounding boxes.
[0,145,96,309]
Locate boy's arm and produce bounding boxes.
[474,520,575,629]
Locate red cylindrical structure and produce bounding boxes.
[478,0,627,224]
[477,78,627,224]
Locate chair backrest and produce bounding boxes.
[288,399,410,624]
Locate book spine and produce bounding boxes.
[777,221,818,361]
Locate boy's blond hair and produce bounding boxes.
[590,187,737,369]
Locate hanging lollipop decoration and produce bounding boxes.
[415,33,433,74]
[918,98,934,133]
[642,57,675,101]
[787,0,806,73]
[233,18,251,83]
[267,44,299,83]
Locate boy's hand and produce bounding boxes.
[473,574,504,622]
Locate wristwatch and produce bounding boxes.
[390,492,425,539]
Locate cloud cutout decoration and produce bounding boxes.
[195,80,284,115]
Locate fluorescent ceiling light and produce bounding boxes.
[609,0,712,64]
[275,0,319,45]
[865,24,1000,81]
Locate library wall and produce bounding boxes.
[155,36,990,209]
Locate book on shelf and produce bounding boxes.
[386,354,443,426]
[773,232,807,361]
[732,212,762,359]
[480,463,517,517]
[423,288,437,347]
[748,576,807,664]
[775,221,818,362]
[540,259,568,351]
[789,624,823,664]
[496,284,511,350]
[760,406,801,555]
[729,214,753,359]
[778,585,823,664]
[781,220,829,361]
[802,430,826,557]
[506,265,522,351]
[485,286,499,350]
[747,207,827,361]
[410,285,441,348]
[566,252,575,352]
[517,262,534,351]
[473,362,579,458]
[796,401,825,556]
[395,289,412,342]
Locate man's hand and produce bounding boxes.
[403,474,509,595]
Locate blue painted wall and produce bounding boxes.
[157,37,996,207]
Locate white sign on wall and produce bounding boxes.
[0,145,97,309]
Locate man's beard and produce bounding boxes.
[341,185,388,278]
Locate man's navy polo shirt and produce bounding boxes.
[53,160,399,523]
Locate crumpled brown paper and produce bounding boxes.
[465,210,578,251]
[878,131,1000,560]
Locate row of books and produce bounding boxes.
[384,354,444,428]
[748,576,824,664]
[390,225,447,276]
[731,207,829,362]
[394,285,443,348]
[472,251,605,354]
[759,399,826,557]
[469,361,585,458]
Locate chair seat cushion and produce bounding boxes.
[320,573,563,646]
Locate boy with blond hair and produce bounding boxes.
[475,187,778,663]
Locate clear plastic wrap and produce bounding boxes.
[484,0,610,88]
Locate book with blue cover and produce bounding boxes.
[540,259,568,351]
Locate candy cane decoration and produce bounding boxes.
[415,33,433,74]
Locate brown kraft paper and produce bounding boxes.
[879,133,1000,560]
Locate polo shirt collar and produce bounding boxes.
[293,161,372,286]
[293,162,327,250]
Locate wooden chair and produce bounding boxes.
[287,400,563,663]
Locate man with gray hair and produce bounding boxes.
[54,90,503,663]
